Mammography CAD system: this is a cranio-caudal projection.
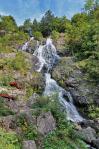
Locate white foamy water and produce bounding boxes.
[44,73,83,122]
[34,37,83,122]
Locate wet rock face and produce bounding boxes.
[77,127,96,144]
[37,112,56,135]
[52,56,99,108]
[22,140,37,149]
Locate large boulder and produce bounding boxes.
[26,93,40,107]
[92,138,99,149]
[80,120,99,133]
[77,127,96,144]
[37,112,56,135]
[22,140,37,149]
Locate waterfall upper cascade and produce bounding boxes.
[33,38,83,123]
[33,38,59,72]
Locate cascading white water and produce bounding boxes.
[33,38,59,72]
[22,37,34,51]
[44,73,83,122]
[34,37,83,122]
[22,41,29,51]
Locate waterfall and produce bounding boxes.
[22,37,34,51]
[33,37,83,123]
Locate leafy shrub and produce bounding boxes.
[0,97,14,116]
[51,30,60,41]
[0,75,13,86]
[0,128,21,149]
[17,113,38,140]
[33,31,43,41]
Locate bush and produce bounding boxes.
[0,128,21,149]
[33,31,43,41]
[17,113,38,140]
[51,30,60,41]
[0,97,14,116]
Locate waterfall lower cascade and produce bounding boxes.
[34,38,83,123]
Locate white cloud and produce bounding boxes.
[0,10,9,16]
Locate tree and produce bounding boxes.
[23,18,32,33]
[0,15,17,32]
[40,10,54,36]
[32,19,39,33]
[84,0,95,13]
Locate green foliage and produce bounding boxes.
[0,97,14,116]
[87,105,99,119]
[0,128,21,149]
[31,94,87,148]
[17,113,38,140]
[40,10,54,36]
[0,15,17,32]
[1,52,29,75]
[0,75,13,86]
[23,18,32,32]
[51,30,60,40]
[33,31,43,41]
[84,0,95,13]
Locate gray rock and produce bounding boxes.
[27,93,39,107]
[4,99,19,113]
[18,109,36,125]
[80,120,99,132]
[70,88,89,106]
[23,140,37,149]
[37,111,56,135]
[77,127,96,143]
[0,115,16,131]
[92,138,99,149]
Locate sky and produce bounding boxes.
[0,0,85,25]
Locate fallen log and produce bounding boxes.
[9,81,22,89]
[0,94,15,100]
